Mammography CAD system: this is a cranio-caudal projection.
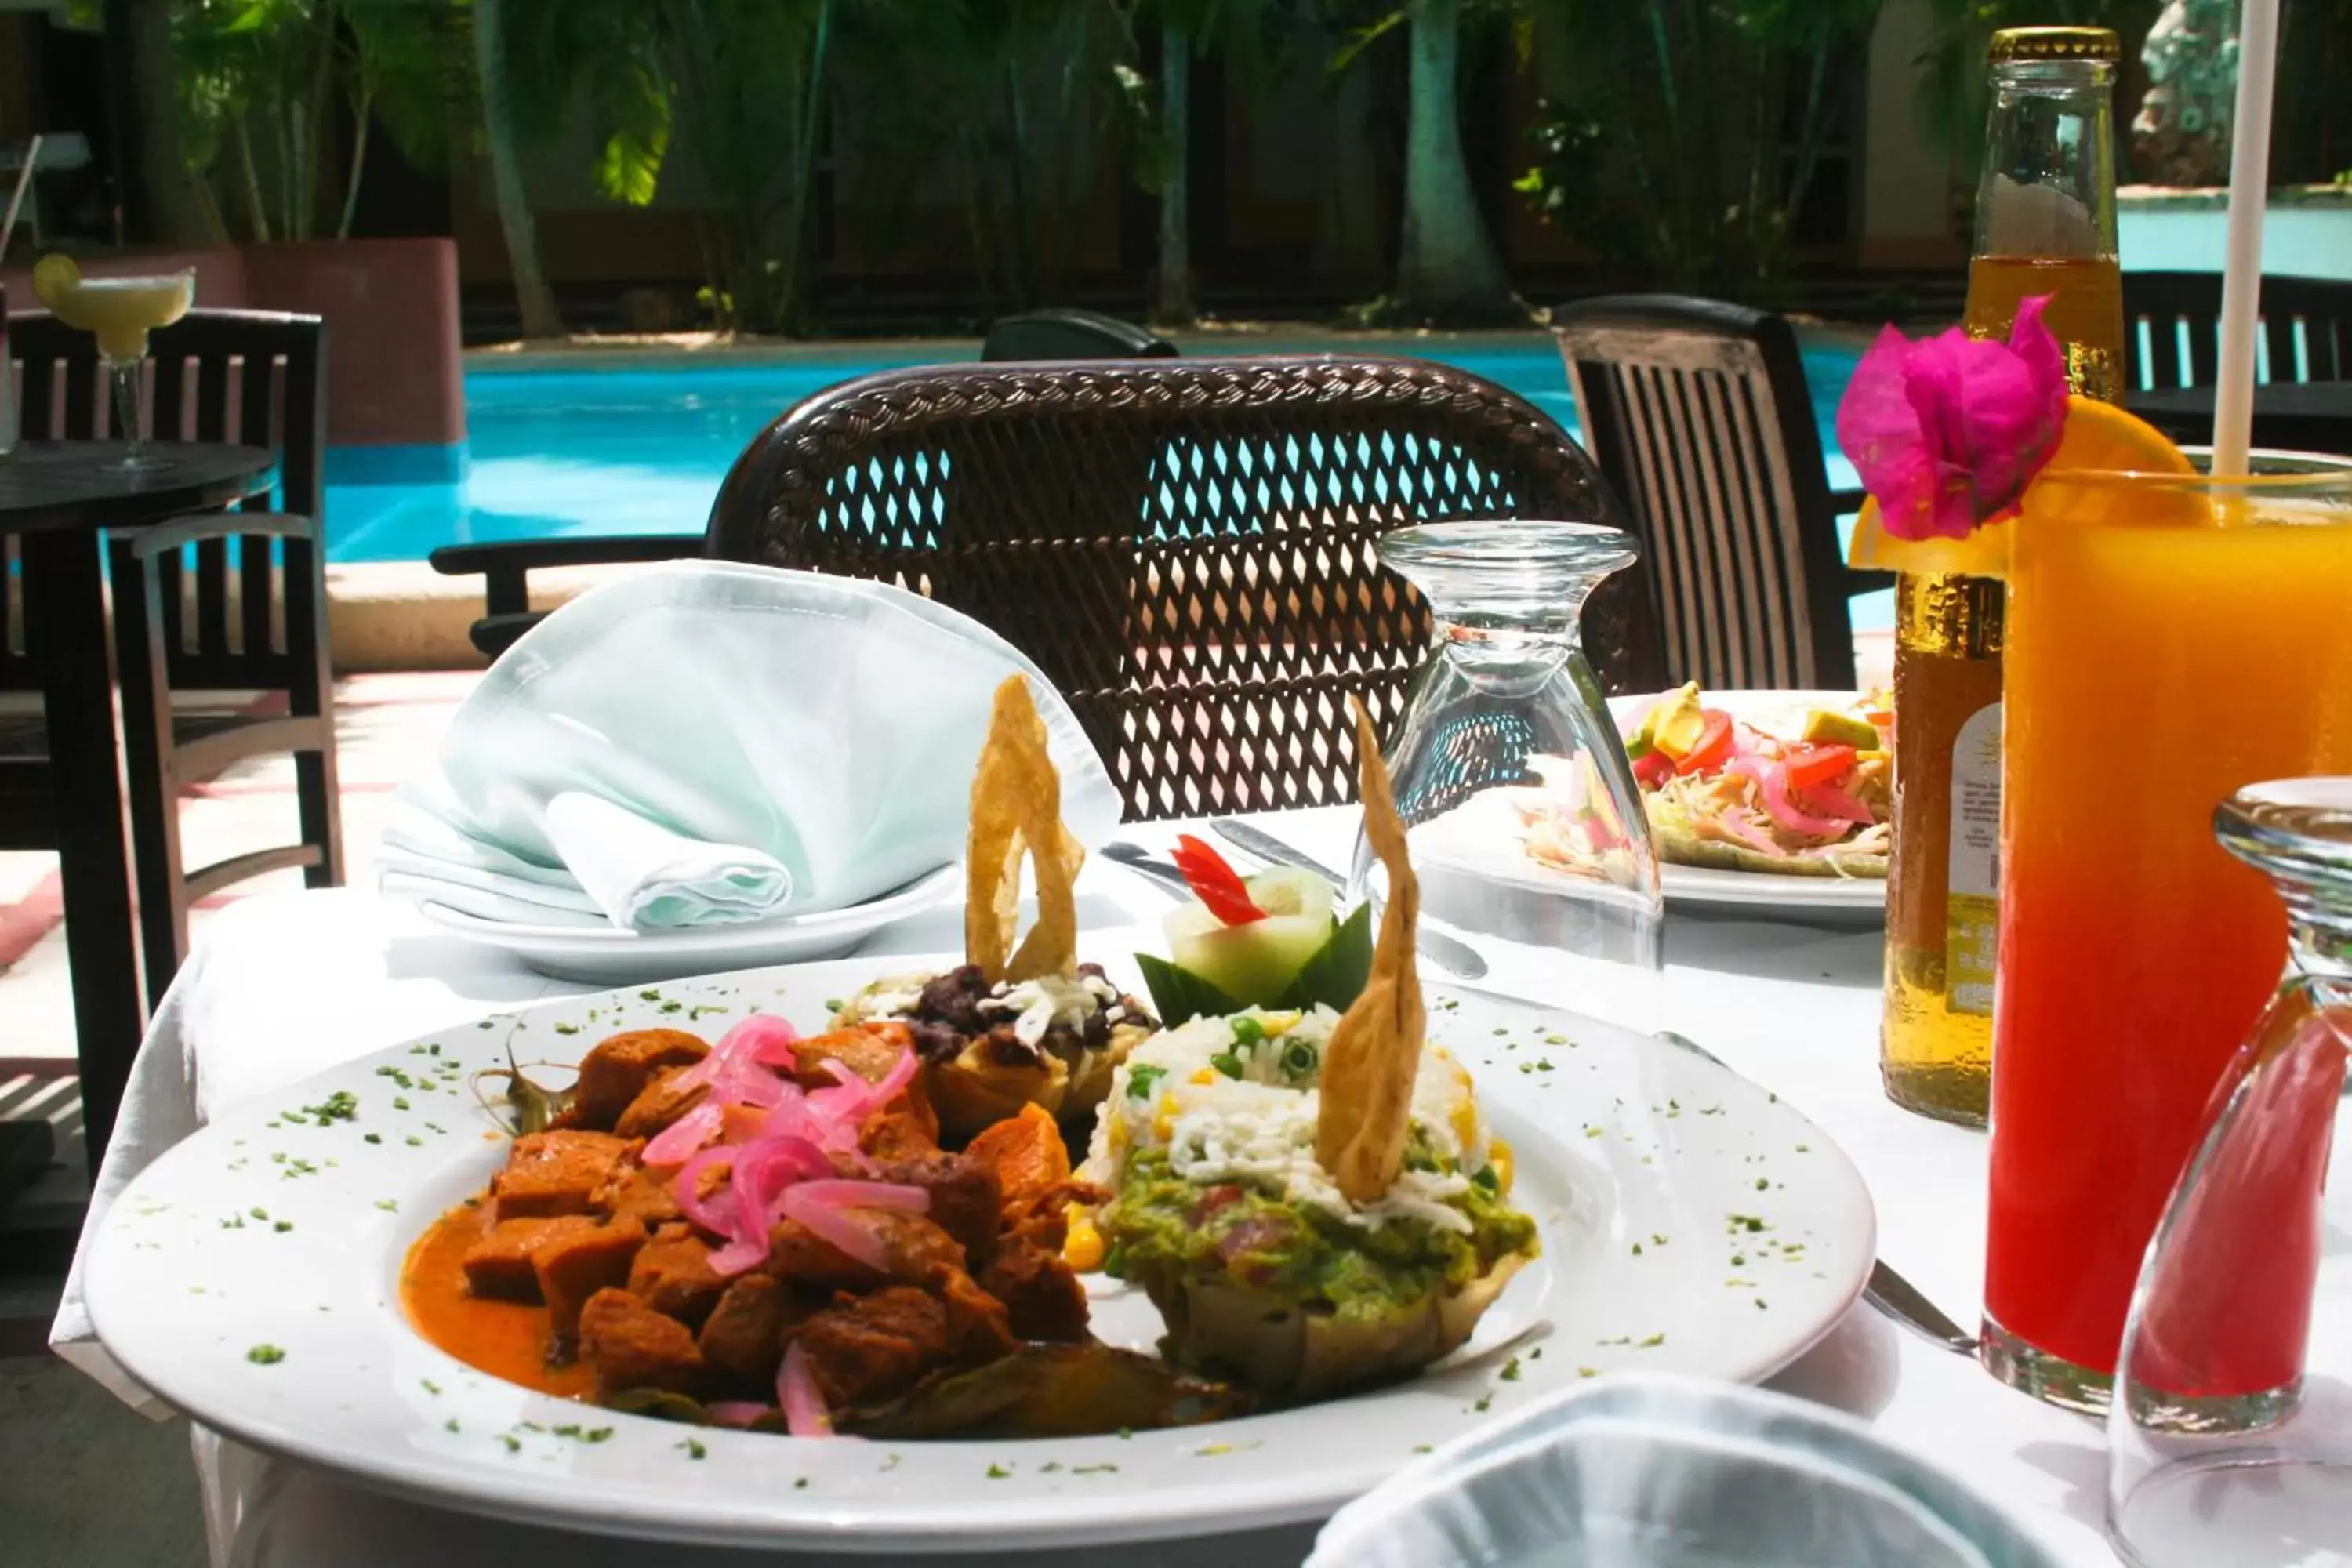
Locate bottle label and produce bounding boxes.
[1945,702,2002,1017]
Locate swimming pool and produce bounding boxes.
[325,337,1886,634]
[325,338,1863,564]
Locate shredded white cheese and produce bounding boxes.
[860,986,924,1018]
[978,974,1103,1047]
[1085,1004,1490,1235]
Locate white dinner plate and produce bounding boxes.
[1610,690,1888,920]
[85,954,1875,1555]
[414,865,964,984]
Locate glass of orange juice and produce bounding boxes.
[1983,452,2352,1414]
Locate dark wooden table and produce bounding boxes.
[2,441,274,1167]
[2125,381,2352,456]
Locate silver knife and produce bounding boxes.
[1101,841,1193,899]
[1210,819,1490,982]
[1654,1031,1978,1359]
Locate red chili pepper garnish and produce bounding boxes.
[1169,834,1268,926]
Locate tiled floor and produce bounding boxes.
[0,670,481,1220]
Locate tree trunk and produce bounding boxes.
[780,0,836,334]
[473,0,564,339]
[1396,0,1514,322]
[234,118,272,243]
[1313,35,1385,295]
[1154,16,1194,325]
[111,0,212,244]
[1003,63,1038,309]
[339,83,373,241]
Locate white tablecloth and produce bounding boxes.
[56,809,2124,1566]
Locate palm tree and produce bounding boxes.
[1328,0,1516,322]
[1393,0,1513,321]
[652,0,833,332]
[860,0,1135,315]
[1156,7,1196,324]
[471,0,563,337]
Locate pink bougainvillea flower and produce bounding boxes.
[1835,294,2070,542]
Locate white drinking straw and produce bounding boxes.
[0,134,42,267]
[2210,0,2281,476]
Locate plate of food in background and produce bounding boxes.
[1607,687,1891,917]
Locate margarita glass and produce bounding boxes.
[31,256,196,470]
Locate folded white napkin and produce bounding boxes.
[383,562,1120,932]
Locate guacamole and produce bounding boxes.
[1103,1145,1539,1328]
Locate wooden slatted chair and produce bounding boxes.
[2122,271,2352,390]
[2,309,342,1019]
[706,354,1666,821]
[1551,295,1880,691]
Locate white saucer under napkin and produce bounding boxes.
[380,562,1119,931]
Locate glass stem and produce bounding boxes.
[108,359,143,465]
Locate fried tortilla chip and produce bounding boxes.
[1315,699,1425,1203]
[965,675,1083,984]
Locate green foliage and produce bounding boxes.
[171,0,350,241]
[498,0,671,207]
[1914,0,2154,183]
[843,0,1144,315]
[651,0,830,331]
[1512,0,1883,296]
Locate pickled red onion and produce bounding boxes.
[778,1181,930,1273]
[665,1042,924,1274]
[672,1145,739,1236]
[641,1102,724,1167]
[674,1014,800,1098]
[1728,755,1850,839]
[1718,809,1784,855]
[708,1135,837,1275]
[779,1342,832,1438]
[760,1093,865,1156]
[704,1401,768,1428]
[1790,777,1876,826]
[808,1047,919,1129]
[789,1178,930,1211]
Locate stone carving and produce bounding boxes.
[2133,0,2238,186]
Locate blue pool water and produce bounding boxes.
[326,336,1888,635]
[325,339,1863,564]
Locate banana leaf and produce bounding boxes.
[837,1342,1251,1439]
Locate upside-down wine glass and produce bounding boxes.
[1351,520,1662,973]
[2106,778,2352,1568]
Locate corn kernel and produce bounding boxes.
[1490,1137,1515,1194]
[1062,1203,1105,1272]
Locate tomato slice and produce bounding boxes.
[1671,710,1736,775]
[1782,742,1858,793]
[1631,750,1675,788]
[1168,835,1268,926]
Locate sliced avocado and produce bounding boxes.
[1802,709,1881,750]
[1647,683,1708,760]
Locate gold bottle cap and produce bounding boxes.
[1989,26,2120,63]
